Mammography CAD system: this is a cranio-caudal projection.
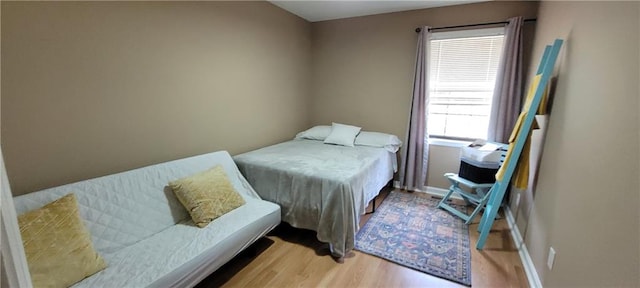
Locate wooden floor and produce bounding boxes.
[196,189,527,288]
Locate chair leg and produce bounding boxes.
[464,186,495,224]
[438,184,458,208]
[438,175,498,225]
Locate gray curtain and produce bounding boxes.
[487,16,524,143]
[399,26,430,191]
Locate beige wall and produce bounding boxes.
[309,1,539,188]
[1,1,311,196]
[426,145,463,189]
[517,1,639,286]
[509,114,549,235]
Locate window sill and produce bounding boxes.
[428,138,472,148]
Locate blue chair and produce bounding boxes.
[437,145,508,224]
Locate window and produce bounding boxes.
[427,27,505,140]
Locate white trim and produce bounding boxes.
[431,27,506,40]
[1,148,33,287]
[392,182,463,200]
[428,138,471,148]
[424,186,464,200]
[505,207,543,288]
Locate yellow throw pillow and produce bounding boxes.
[169,165,246,228]
[18,193,107,288]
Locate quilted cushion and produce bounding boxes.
[13,168,191,255]
[18,194,106,288]
[169,165,246,228]
[13,151,258,255]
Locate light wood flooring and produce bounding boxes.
[196,188,527,288]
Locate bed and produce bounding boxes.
[233,128,399,259]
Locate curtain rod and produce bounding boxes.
[414,18,536,33]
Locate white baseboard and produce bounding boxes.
[393,181,463,200]
[423,186,448,195]
[505,207,543,288]
[424,186,464,200]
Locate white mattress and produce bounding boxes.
[74,199,279,288]
[233,139,396,258]
[13,150,281,287]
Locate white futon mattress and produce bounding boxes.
[14,151,280,287]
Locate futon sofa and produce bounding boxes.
[13,151,281,287]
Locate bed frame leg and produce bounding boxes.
[367,180,392,215]
[372,197,376,213]
[366,196,376,214]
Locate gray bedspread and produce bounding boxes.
[233,139,396,258]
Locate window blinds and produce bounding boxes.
[428,28,505,139]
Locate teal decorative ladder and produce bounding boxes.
[476,39,563,250]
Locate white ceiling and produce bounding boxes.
[268,0,488,22]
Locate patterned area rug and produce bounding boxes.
[355,191,471,286]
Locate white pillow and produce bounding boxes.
[294,125,332,141]
[324,123,362,147]
[355,131,403,153]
